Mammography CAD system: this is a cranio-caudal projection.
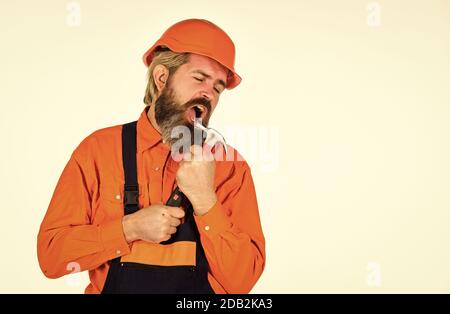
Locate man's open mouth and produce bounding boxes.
[186,105,208,125]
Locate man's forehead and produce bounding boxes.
[185,54,228,81]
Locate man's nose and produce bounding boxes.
[200,89,213,101]
[200,93,210,101]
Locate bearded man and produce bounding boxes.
[37,19,265,294]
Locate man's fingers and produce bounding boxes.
[182,152,192,161]
[181,144,214,162]
[168,226,177,235]
[160,235,171,243]
[170,217,181,227]
[190,144,203,155]
[165,206,185,218]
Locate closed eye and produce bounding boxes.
[194,76,222,94]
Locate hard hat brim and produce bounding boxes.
[142,41,242,90]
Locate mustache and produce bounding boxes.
[178,97,212,121]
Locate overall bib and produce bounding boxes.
[102,121,214,294]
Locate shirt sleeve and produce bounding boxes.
[37,140,130,279]
[194,161,266,293]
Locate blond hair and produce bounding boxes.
[143,47,189,105]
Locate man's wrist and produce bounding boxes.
[192,192,218,216]
[122,215,137,243]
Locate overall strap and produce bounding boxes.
[122,121,139,215]
[101,121,138,293]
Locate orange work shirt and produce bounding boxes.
[37,106,266,293]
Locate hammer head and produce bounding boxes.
[194,119,228,155]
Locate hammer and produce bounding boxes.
[165,119,227,209]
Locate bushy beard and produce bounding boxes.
[154,85,212,153]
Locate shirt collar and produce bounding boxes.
[137,106,169,153]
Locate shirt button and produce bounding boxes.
[116,250,121,255]
[154,167,160,171]
[115,194,121,200]
[204,226,210,231]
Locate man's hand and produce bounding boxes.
[122,204,185,244]
[176,145,217,216]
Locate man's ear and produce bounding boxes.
[153,64,169,92]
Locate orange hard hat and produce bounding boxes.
[142,19,241,89]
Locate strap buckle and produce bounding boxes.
[123,184,139,206]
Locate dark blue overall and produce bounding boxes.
[101,121,214,294]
